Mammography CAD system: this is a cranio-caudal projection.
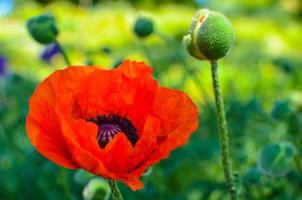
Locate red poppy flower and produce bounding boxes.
[26,60,198,190]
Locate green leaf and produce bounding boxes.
[258,141,297,177]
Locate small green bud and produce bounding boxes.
[183,9,235,60]
[134,17,154,38]
[27,14,58,45]
[83,178,110,200]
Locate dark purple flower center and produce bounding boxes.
[88,114,139,148]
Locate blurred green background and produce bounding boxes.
[1,0,302,199]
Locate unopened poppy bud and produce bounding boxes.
[183,9,235,60]
[27,14,58,45]
[134,17,154,38]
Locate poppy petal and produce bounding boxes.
[59,118,144,188]
[125,115,160,176]
[122,178,144,191]
[26,115,78,169]
[26,66,96,169]
[115,60,158,131]
[149,87,199,162]
[75,69,121,118]
[58,114,113,178]
[76,60,158,131]
[102,133,135,173]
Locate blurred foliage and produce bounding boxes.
[1,0,302,199]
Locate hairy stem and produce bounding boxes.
[108,180,124,200]
[210,60,237,200]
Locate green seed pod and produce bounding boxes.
[27,14,58,45]
[183,9,235,60]
[134,17,154,38]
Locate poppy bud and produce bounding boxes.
[183,9,235,60]
[134,17,154,38]
[27,14,58,45]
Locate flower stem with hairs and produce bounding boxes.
[210,60,236,200]
[108,180,124,200]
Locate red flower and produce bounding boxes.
[26,60,198,190]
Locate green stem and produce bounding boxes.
[210,60,237,200]
[108,180,124,200]
[59,169,73,200]
[55,39,71,66]
[140,42,158,77]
